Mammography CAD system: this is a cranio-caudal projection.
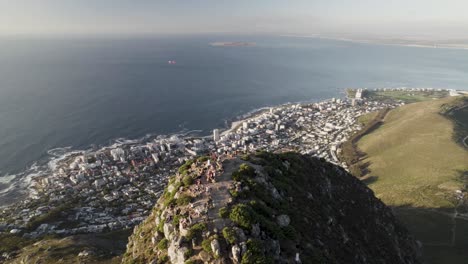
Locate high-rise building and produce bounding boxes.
[355,89,363,99]
[213,129,220,141]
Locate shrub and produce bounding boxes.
[201,238,212,253]
[257,215,283,240]
[168,176,177,185]
[179,160,195,175]
[157,238,169,250]
[158,254,169,264]
[26,203,72,230]
[249,200,273,218]
[282,225,297,240]
[0,234,34,252]
[182,175,194,187]
[176,194,193,206]
[222,227,237,244]
[157,220,164,233]
[239,164,256,177]
[184,248,194,259]
[186,222,207,240]
[232,170,243,182]
[241,239,272,264]
[232,164,256,182]
[229,189,239,198]
[240,154,250,161]
[229,204,256,230]
[163,197,176,208]
[173,215,182,225]
[185,261,203,264]
[197,156,209,162]
[163,182,183,207]
[218,207,229,218]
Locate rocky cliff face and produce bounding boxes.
[122,152,421,264]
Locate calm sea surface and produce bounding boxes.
[0,35,467,203]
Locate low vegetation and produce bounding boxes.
[358,97,468,207]
[229,204,256,230]
[221,227,237,244]
[201,238,212,253]
[124,152,421,264]
[241,239,272,264]
[176,194,193,206]
[363,89,449,103]
[186,222,207,240]
[182,175,194,187]
[178,159,195,175]
[157,238,168,250]
[0,234,35,253]
[350,97,468,263]
[218,207,229,218]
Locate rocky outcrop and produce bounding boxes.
[276,215,290,227]
[122,152,421,264]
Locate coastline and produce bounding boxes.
[280,34,468,51]
[2,87,455,239]
[0,97,329,205]
[1,87,465,206]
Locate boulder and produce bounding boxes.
[167,184,175,193]
[179,222,189,237]
[251,223,261,238]
[240,242,247,256]
[277,214,290,227]
[266,240,281,259]
[163,222,175,240]
[233,227,246,242]
[167,241,188,264]
[211,239,221,257]
[199,251,211,262]
[151,233,159,245]
[270,186,281,199]
[232,245,241,263]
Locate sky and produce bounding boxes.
[1,0,468,39]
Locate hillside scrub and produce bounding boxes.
[123,152,421,264]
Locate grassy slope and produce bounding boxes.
[365,90,449,103]
[356,97,468,263]
[358,97,468,208]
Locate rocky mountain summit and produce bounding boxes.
[123,152,421,264]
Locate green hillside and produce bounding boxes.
[355,96,468,263]
[359,97,468,207]
[123,153,420,264]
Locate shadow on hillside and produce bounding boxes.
[390,205,468,264]
[361,175,378,185]
[359,161,372,176]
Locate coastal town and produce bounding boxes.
[0,88,457,242]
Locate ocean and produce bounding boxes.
[0,34,467,204]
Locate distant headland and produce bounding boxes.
[210,42,256,47]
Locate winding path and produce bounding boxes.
[195,158,243,230]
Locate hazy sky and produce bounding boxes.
[1,0,468,38]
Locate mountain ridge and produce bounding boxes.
[123,152,421,264]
